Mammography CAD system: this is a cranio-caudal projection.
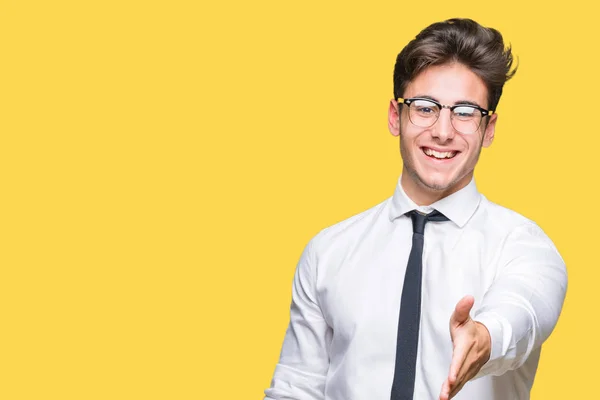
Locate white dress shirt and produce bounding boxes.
[265,177,567,400]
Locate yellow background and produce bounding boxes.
[0,1,596,398]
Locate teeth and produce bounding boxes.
[424,148,456,159]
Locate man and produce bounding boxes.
[264,18,567,400]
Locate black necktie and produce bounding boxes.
[390,210,449,400]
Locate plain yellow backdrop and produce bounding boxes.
[0,0,597,398]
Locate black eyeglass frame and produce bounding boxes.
[397,97,494,116]
[397,97,494,133]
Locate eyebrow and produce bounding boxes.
[411,95,484,108]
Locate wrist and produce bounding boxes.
[475,321,492,364]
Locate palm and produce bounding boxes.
[439,295,491,400]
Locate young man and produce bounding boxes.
[265,18,567,400]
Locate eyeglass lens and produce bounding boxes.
[408,99,482,134]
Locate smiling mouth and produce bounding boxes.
[421,147,459,160]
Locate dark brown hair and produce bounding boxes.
[393,18,517,111]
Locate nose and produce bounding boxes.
[431,109,455,142]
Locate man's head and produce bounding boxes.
[388,18,517,205]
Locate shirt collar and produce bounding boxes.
[388,175,481,228]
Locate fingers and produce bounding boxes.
[444,360,473,399]
[444,294,478,399]
[439,378,451,400]
[447,343,481,399]
[449,337,474,383]
[450,295,475,326]
[454,343,475,387]
[449,377,468,399]
[449,361,478,398]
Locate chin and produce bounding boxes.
[414,172,456,192]
[420,178,453,192]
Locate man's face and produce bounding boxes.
[388,62,497,203]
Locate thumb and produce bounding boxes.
[450,295,475,327]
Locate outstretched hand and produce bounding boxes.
[439,295,491,400]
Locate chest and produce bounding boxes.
[316,225,500,344]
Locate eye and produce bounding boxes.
[412,100,439,116]
[415,106,434,114]
[453,106,477,119]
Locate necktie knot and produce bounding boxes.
[407,210,448,235]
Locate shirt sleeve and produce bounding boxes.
[264,237,333,400]
[472,220,568,378]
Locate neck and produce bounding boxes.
[400,171,472,206]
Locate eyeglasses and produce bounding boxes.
[397,97,494,135]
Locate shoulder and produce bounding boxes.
[307,197,391,257]
[476,195,532,229]
[476,195,564,262]
[475,195,549,238]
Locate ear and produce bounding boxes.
[482,113,497,148]
[388,99,401,137]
